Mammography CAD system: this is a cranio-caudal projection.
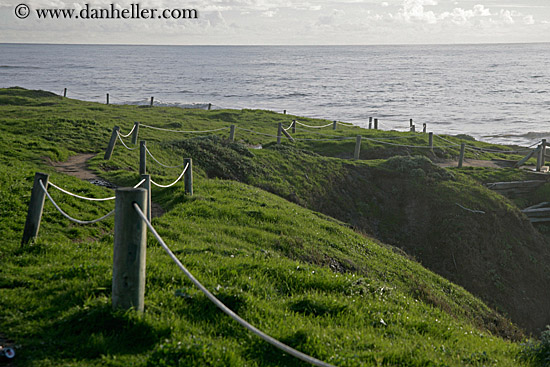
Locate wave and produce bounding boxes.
[0,65,42,69]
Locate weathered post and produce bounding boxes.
[63,88,67,97]
[140,141,147,175]
[536,144,543,172]
[458,143,466,168]
[410,119,413,128]
[140,174,151,223]
[131,122,140,145]
[354,135,362,160]
[333,121,337,130]
[423,123,427,133]
[368,122,372,129]
[428,132,433,151]
[542,139,547,168]
[21,172,50,245]
[208,103,212,110]
[374,119,378,130]
[229,125,236,142]
[411,125,416,132]
[283,110,286,114]
[184,158,193,196]
[106,93,110,105]
[104,126,120,160]
[150,96,154,107]
[277,123,282,145]
[291,120,296,134]
[112,187,147,312]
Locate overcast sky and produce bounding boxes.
[1,0,549,45]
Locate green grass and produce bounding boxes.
[0,87,544,366]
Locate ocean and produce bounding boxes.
[1,43,549,146]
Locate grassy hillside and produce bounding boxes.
[0,87,543,366]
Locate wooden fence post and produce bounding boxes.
[423,123,427,133]
[106,93,110,105]
[150,97,154,107]
[63,88,67,97]
[184,158,193,196]
[291,120,296,134]
[542,139,547,168]
[429,132,433,151]
[410,119,413,128]
[333,121,337,130]
[458,143,466,168]
[229,125,236,142]
[283,110,286,114]
[140,141,147,175]
[410,125,415,132]
[140,174,151,223]
[277,123,282,145]
[354,135,362,160]
[536,144,543,172]
[104,126,120,160]
[374,119,378,130]
[208,103,212,110]
[112,187,147,312]
[21,172,50,245]
[131,122,140,145]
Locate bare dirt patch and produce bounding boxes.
[45,153,165,217]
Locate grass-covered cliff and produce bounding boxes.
[1,87,548,366]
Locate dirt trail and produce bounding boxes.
[435,159,517,169]
[46,153,164,217]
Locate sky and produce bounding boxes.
[1,0,549,45]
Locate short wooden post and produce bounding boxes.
[410,119,413,128]
[208,103,212,110]
[112,187,147,312]
[131,122,140,145]
[423,123,427,133]
[283,110,286,114]
[354,135,362,160]
[21,172,49,245]
[333,121,337,130]
[229,125,236,142]
[106,93,110,105]
[291,120,296,134]
[277,123,282,145]
[184,158,193,195]
[374,119,378,130]
[458,143,466,168]
[140,174,151,223]
[150,96,154,107]
[410,125,415,132]
[140,141,147,175]
[63,88,67,97]
[368,122,372,129]
[428,132,433,151]
[104,126,120,160]
[542,139,547,167]
[536,144,543,172]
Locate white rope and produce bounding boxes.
[295,121,333,129]
[39,180,114,224]
[119,123,137,138]
[456,203,486,214]
[362,137,454,149]
[48,181,115,201]
[146,146,184,168]
[293,137,356,142]
[116,131,137,150]
[133,179,146,188]
[150,163,189,188]
[132,204,337,367]
[141,124,229,134]
[336,121,354,126]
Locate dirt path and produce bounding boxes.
[46,153,164,217]
[435,159,517,169]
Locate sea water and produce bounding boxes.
[1,43,549,146]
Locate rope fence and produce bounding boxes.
[132,203,336,367]
[150,163,189,188]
